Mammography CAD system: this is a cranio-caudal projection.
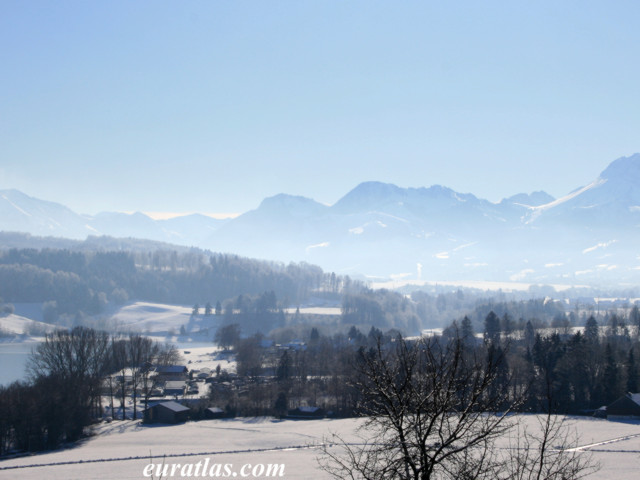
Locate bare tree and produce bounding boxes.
[215,323,241,351]
[128,333,158,420]
[27,327,110,441]
[497,412,597,480]
[110,337,129,420]
[320,334,596,480]
[155,342,183,366]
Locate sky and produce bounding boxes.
[1,1,639,216]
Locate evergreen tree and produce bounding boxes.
[601,343,621,405]
[626,348,638,393]
[276,350,291,382]
[274,392,288,418]
[524,320,535,349]
[309,327,320,344]
[483,310,501,345]
[461,316,475,346]
[501,312,514,336]
[631,305,640,328]
[585,316,599,344]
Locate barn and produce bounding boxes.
[204,407,226,419]
[287,406,326,419]
[606,393,640,420]
[144,401,190,424]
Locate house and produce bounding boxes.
[164,380,187,396]
[606,393,640,420]
[204,407,226,419]
[144,401,190,424]
[155,365,189,381]
[287,406,326,419]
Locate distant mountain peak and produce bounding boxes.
[331,181,405,213]
[504,191,555,207]
[344,181,404,198]
[600,153,640,182]
[259,193,322,207]
[256,193,327,217]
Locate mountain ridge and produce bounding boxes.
[1,153,639,285]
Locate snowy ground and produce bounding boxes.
[283,307,341,316]
[3,303,640,478]
[370,278,583,292]
[0,313,52,337]
[0,302,233,386]
[110,302,194,335]
[1,416,639,479]
[180,346,237,375]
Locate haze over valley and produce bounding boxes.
[2,153,639,288]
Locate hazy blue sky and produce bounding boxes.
[1,1,638,216]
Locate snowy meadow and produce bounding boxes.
[1,415,639,479]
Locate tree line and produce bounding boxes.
[213,306,640,421]
[0,327,179,455]
[0,247,349,320]
[2,304,637,465]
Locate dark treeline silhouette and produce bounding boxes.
[318,333,597,479]
[211,306,640,421]
[0,327,179,455]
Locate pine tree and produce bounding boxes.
[627,348,638,393]
[461,316,475,346]
[601,343,621,405]
[484,311,501,345]
[630,305,640,333]
[524,320,535,349]
[585,316,599,344]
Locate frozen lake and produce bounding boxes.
[0,341,37,386]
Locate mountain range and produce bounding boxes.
[2,154,640,287]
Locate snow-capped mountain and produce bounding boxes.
[526,154,640,228]
[0,191,226,245]
[0,189,93,239]
[1,154,639,286]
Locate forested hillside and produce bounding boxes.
[0,246,346,321]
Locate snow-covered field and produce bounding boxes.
[111,302,194,335]
[0,313,53,337]
[180,346,237,375]
[1,416,640,479]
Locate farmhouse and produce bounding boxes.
[155,365,189,381]
[606,393,640,420]
[204,407,226,419]
[163,380,187,396]
[143,401,190,424]
[287,406,325,419]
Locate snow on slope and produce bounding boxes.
[1,416,640,479]
[0,313,54,336]
[527,178,608,223]
[111,302,193,334]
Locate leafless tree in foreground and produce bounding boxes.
[319,335,597,480]
[496,412,598,480]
